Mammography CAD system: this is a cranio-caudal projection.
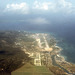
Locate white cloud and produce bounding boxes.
[28,17,49,25]
[56,0,72,8]
[3,0,75,14]
[4,2,29,14]
[55,0,72,13]
[33,1,55,11]
[33,0,74,13]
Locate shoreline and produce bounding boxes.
[52,44,75,74]
[56,45,75,65]
[55,45,71,64]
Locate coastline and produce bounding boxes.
[56,44,75,65]
[52,41,75,74]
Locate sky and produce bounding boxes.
[0,0,75,34]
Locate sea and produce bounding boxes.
[56,34,75,64]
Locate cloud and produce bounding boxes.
[4,2,29,14]
[56,0,72,8]
[33,1,55,11]
[33,0,74,13]
[55,0,72,13]
[27,17,49,25]
[2,0,75,14]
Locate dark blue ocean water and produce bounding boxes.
[55,35,75,64]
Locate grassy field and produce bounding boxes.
[11,63,54,75]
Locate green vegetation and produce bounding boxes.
[0,31,31,74]
[12,62,54,75]
[0,47,30,72]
